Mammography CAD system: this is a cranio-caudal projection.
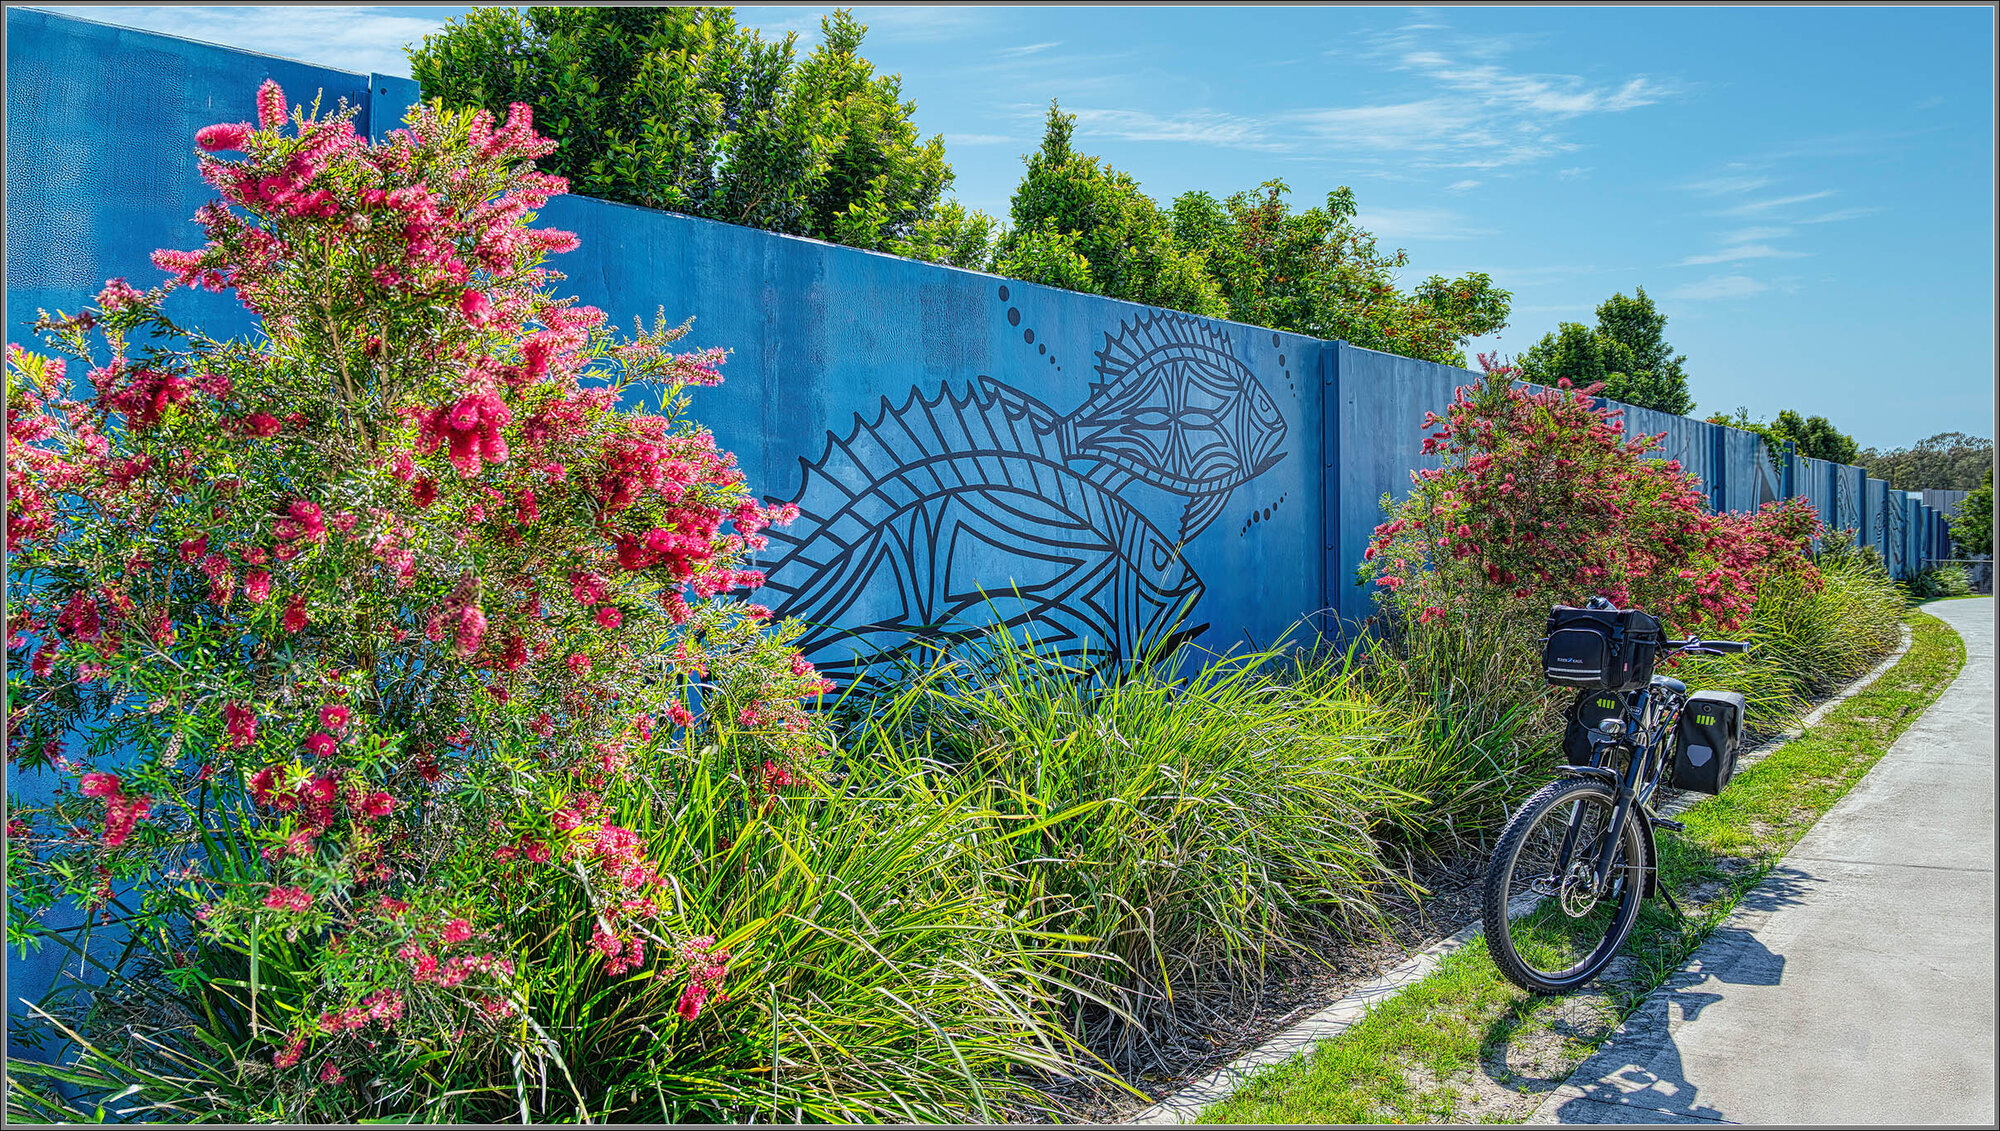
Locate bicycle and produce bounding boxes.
[1481,597,1747,995]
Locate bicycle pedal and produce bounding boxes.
[1650,815,1686,833]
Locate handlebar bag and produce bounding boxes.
[1543,606,1663,691]
[1563,690,1627,766]
[1671,690,1746,794]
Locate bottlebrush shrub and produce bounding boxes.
[1363,357,1822,640]
[4,83,834,1109]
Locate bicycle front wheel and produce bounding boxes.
[1482,777,1647,994]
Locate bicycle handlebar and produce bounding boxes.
[1664,638,1748,655]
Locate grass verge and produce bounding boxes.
[1195,607,1966,1125]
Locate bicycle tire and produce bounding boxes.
[1482,776,1647,994]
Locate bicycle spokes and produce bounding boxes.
[1484,781,1645,993]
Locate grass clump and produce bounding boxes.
[840,635,1421,1070]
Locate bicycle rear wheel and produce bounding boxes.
[1483,777,1647,994]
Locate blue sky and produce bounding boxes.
[37,4,1997,450]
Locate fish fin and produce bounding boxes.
[976,376,1072,456]
[1178,491,1232,543]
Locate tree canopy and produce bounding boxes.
[1515,288,1694,415]
[1950,469,1992,555]
[994,104,1509,366]
[1703,407,1863,468]
[1857,431,1995,491]
[409,6,990,266]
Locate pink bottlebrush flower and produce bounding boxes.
[80,772,122,798]
[569,572,607,605]
[303,732,338,758]
[273,1036,306,1069]
[567,652,590,676]
[243,569,273,604]
[319,1061,345,1085]
[458,290,494,326]
[442,918,473,945]
[255,79,288,130]
[319,704,350,733]
[224,702,258,748]
[283,595,309,634]
[195,122,253,152]
[594,605,622,629]
[264,886,313,912]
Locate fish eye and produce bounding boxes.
[1152,543,1172,571]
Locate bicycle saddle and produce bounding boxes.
[1651,674,1688,695]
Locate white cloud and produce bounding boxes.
[1716,190,1837,217]
[1800,207,1878,224]
[1069,107,1281,150]
[1668,274,1770,301]
[848,5,994,43]
[1675,244,1808,266]
[1722,225,1793,243]
[995,41,1060,58]
[1681,172,1775,195]
[1447,179,1481,192]
[37,5,449,77]
[943,133,1014,147]
[1353,206,1493,241]
[1280,30,1677,171]
[1558,166,1591,179]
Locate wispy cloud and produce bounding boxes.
[943,133,1014,147]
[37,4,447,76]
[1722,225,1793,243]
[1675,244,1808,267]
[1681,172,1775,196]
[1446,179,1481,192]
[848,5,995,43]
[1297,21,1682,169]
[1068,107,1280,150]
[1800,207,1878,224]
[1669,274,1770,301]
[995,41,1060,59]
[1558,166,1591,179]
[1715,190,1837,217]
[1050,18,1677,174]
[1353,206,1492,241]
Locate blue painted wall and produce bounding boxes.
[4,7,1967,1044]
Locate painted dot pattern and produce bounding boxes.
[1001,285,1059,370]
[1240,492,1290,536]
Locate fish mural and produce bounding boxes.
[1835,473,1861,533]
[981,312,1288,541]
[757,310,1285,683]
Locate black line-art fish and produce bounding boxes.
[978,312,1289,543]
[758,383,1207,686]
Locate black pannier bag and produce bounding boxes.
[1563,690,1628,766]
[1542,605,1664,690]
[1671,690,1746,794]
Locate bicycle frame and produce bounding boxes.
[1554,679,1686,894]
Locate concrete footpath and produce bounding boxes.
[1531,597,1996,1126]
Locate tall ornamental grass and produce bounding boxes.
[838,634,1419,1069]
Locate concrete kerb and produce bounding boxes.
[1126,624,1918,1126]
